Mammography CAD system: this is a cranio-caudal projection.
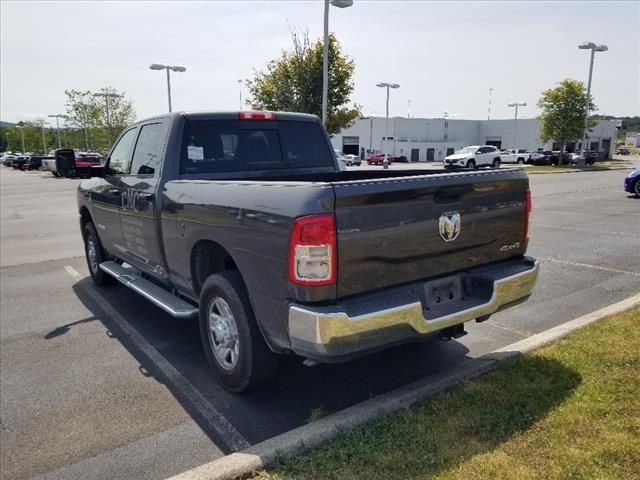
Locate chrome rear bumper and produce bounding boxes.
[288,257,539,361]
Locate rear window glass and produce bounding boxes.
[180,120,333,174]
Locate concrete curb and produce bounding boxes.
[166,293,640,480]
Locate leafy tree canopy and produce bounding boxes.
[537,79,597,149]
[246,30,361,135]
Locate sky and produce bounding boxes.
[1,0,639,124]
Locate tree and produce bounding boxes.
[246,30,361,135]
[64,86,136,153]
[537,79,597,164]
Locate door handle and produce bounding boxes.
[108,189,122,196]
[139,193,153,200]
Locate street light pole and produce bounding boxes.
[238,79,243,110]
[16,122,25,153]
[41,121,49,154]
[149,63,187,113]
[578,42,608,161]
[507,101,527,148]
[48,114,66,148]
[488,87,493,120]
[321,0,353,127]
[376,82,400,161]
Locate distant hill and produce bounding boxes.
[0,121,14,129]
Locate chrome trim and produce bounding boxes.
[99,261,198,319]
[288,260,539,358]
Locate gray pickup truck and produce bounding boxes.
[77,111,538,392]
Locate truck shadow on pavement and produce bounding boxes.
[69,277,525,453]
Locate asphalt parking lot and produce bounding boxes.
[1,164,639,480]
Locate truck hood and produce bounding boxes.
[445,154,469,161]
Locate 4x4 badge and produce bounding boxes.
[439,212,461,242]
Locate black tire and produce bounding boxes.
[346,161,352,166]
[199,271,279,393]
[492,158,501,169]
[83,222,114,286]
[634,179,640,198]
[467,159,476,169]
[517,158,525,164]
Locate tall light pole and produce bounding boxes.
[322,0,353,127]
[41,121,49,154]
[488,87,493,120]
[16,121,25,153]
[149,63,186,112]
[507,101,527,148]
[93,92,123,145]
[48,114,67,148]
[238,79,243,110]
[376,82,400,160]
[578,42,608,161]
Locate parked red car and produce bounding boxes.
[74,153,105,178]
[367,154,395,165]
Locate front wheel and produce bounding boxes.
[346,161,352,166]
[83,222,114,286]
[634,180,640,198]
[199,271,279,393]
[492,158,501,169]
[517,159,525,164]
[467,159,476,169]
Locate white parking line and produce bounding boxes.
[63,265,250,452]
[540,257,640,277]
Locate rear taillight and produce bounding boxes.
[238,111,276,120]
[523,190,532,244]
[288,214,336,286]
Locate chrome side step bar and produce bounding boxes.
[99,261,198,319]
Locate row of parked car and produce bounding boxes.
[1,150,105,177]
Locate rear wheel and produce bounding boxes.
[199,271,279,393]
[517,158,525,164]
[83,222,114,286]
[634,179,640,198]
[346,161,352,166]
[492,158,501,169]
[467,159,476,170]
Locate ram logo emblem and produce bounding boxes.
[439,212,461,242]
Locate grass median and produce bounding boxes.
[525,160,633,174]
[253,307,640,480]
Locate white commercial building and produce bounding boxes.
[332,117,617,161]
[625,132,640,147]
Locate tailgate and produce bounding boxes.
[333,170,529,298]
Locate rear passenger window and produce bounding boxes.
[180,120,333,175]
[129,123,166,176]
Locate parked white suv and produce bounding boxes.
[444,145,502,169]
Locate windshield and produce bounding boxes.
[454,146,477,155]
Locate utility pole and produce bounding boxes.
[488,87,493,120]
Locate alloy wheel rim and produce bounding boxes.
[87,237,98,273]
[207,297,240,370]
